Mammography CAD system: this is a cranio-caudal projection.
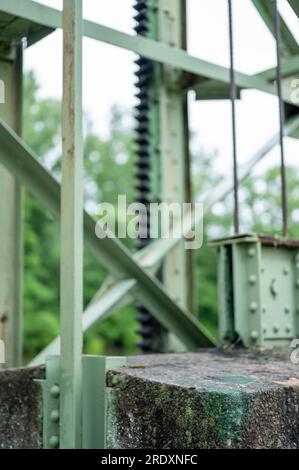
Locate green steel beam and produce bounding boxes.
[257,54,299,81]
[60,0,83,449]
[82,356,126,449]
[43,355,127,449]
[194,79,241,100]
[0,0,298,107]
[42,356,60,449]
[0,44,23,368]
[0,118,215,351]
[252,0,299,56]
[159,0,189,314]
[84,25,298,107]
[195,53,299,98]
[287,0,299,18]
[0,11,54,57]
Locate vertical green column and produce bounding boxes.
[0,44,23,368]
[60,0,83,449]
[159,0,192,315]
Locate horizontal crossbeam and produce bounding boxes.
[0,0,298,107]
[257,54,299,81]
[0,118,216,351]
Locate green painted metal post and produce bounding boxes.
[60,0,83,449]
[158,0,193,351]
[82,356,127,449]
[0,43,23,368]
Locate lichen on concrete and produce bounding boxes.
[106,350,299,449]
[0,366,44,449]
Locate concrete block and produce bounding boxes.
[107,351,299,449]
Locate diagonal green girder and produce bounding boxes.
[252,0,299,57]
[287,0,299,19]
[0,118,216,349]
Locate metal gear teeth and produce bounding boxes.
[135,169,150,179]
[134,0,163,354]
[135,133,150,146]
[136,120,150,133]
[133,0,148,12]
[136,159,150,170]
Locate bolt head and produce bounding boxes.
[273,324,280,334]
[49,435,59,449]
[285,325,292,334]
[249,275,257,285]
[248,248,255,257]
[283,266,289,275]
[284,306,291,314]
[50,385,60,398]
[50,410,59,423]
[251,330,259,341]
[250,302,258,313]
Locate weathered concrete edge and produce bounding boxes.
[106,370,299,449]
[0,366,45,449]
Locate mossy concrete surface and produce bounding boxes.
[0,366,44,449]
[107,350,299,449]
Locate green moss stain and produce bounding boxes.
[214,375,255,385]
[203,388,247,447]
[108,373,250,448]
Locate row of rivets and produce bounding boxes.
[248,248,299,344]
[248,247,259,343]
[261,325,292,334]
[49,384,60,449]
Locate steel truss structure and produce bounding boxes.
[0,0,298,449]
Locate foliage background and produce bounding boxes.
[23,72,299,361]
